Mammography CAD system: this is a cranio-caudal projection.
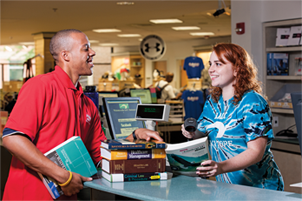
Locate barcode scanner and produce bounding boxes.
[184,118,197,132]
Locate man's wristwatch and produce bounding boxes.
[132,129,137,140]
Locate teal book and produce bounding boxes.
[39,136,97,199]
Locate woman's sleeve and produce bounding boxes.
[242,97,274,143]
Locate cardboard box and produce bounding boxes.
[269,84,301,109]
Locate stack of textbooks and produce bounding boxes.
[100,138,168,182]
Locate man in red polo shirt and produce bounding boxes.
[2,29,162,200]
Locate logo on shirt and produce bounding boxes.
[187,96,199,101]
[207,121,225,138]
[188,62,200,68]
[86,114,91,124]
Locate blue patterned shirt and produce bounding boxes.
[197,90,284,190]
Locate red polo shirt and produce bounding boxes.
[3,66,106,200]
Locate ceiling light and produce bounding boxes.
[172,26,200,31]
[99,43,119,46]
[118,34,141,37]
[190,32,215,36]
[117,2,134,5]
[93,29,121,33]
[19,42,35,45]
[89,40,99,43]
[150,19,183,24]
[207,12,212,16]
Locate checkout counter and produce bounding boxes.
[84,171,302,201]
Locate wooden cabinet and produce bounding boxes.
[111,53,145,88]
[263,18,302,134]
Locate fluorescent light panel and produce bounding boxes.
[117,2,134,5]
[93,29,121,33]
[118,34,141,37]
[19,42,35,45]
[190,32,215,36]
[150,19,182,24]
[99,43,119,46]
[89,40,99,43]
[172,26,200,31]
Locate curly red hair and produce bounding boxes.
[209,43,263,104]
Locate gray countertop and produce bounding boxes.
[84,174,302,201]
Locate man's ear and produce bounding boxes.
[60,51,70,62]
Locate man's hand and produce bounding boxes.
[61,172,92,196]
[126,128,163,142]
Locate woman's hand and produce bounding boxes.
[181,124,195,139]
[196,160,222,177]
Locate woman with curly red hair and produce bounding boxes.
[182,43,284,190]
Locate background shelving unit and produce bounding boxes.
[263,18,302,194]
[110,52,146,89]
[263,18,302,134]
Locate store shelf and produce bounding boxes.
[263,18,301,136]
[267,76,301,80]
[271,108,294,114]
[266,47,302,52]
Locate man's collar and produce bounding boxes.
[54,66,83,94]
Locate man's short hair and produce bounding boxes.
[165,72,174,82]
[49,29,82,61]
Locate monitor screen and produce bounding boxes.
[130,89,152,104]
[291,92,302,155]
[103,97,145,140]
[98,92,119,117]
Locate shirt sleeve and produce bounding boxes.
[4,78,47,141]
[242,96,274,143]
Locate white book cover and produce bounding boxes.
[165,137,209,177]
[287,26,302,46]
[275,28,290,47]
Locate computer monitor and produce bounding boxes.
[103,97,145,140]
[98,92,119,117]
[130,88,152,104]
[291,92,302,155]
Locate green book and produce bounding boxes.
[39,136,97,199]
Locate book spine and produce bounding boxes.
[38,173,63,199]
[104,149,166,160]
[107,143,166,150]
[123,172,167,182]
[104,158,166,174]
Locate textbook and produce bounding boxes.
[39,136,97,199]
[102,158,166,174]
[102,171,168,182]
[101,138,166,150]
[101,147,166,160]
[165,137,209,177]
